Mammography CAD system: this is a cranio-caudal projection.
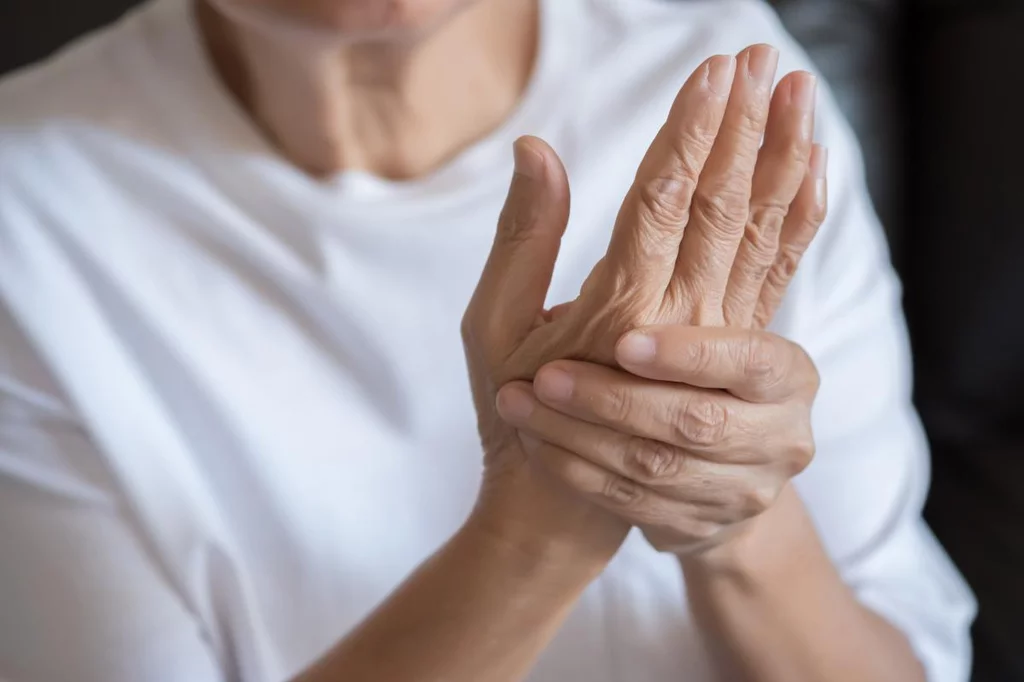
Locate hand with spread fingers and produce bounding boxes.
[462,43,827,557]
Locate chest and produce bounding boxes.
[25,144,707,679]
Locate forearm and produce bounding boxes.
[295,499,615,682]
[682,486,925,682]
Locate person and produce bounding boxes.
[0,0,974,681]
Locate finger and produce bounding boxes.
[496,382,775,502]
[616,326,818,403]
[672,44,780,319]
[520,361,793,455]
[601,54,736,292]
[520,434,744,532]
[499,381,755,476]
[753,144,828,329]
[465,136,570,350]
[724,71,817,327]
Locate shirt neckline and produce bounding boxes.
[137,0,580,216]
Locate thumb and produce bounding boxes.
[467,136,571,350]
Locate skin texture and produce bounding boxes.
[295,46,921,682]
[197,0,536,177]
[193,2,926,680]
[465,49,821,555]
[470,46,923,682]
[210,0,475,36]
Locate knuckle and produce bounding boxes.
[626,437,684,482]
[752,306,772,331]
[496,194,541,247]
[690,337,717,373]
[603,474,645,507]
[692,189,747,234]
[744,333,782,387]
[691,304,726,327]
[774,244,803,281]
[739,260,772,288]
[737,215,785,281]
[599,383,636,424]
[796,345,821,395]
[737,102,770,136]
[747,204,788,249]
[738,484,778,518]
[668,131,712,183]
[635,174,696,233]
[675,395,729,447]
[788,424,816,474]
[609,307,652,338]
[774,132,812,167]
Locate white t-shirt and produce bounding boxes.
[0,1,975,681]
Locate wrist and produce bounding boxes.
[468,461,627,579]
[680,485,805,584]
[458,513,614,587]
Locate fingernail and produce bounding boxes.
[512,137,543,180]
[815,178,828,209]
[496,385,535,422]
[617,332,657,365]
[535,367,574,403]
[519,433,542,453]
[792,72,817,112]
[746,45,779,87]
[810,144,828,180]
[705,55,736,97]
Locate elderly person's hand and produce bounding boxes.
[497,326,819,555]
[462,43,826,558]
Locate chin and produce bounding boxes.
[218,0,480,39]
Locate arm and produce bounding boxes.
[0,302,224,682]
[495,25,974,680]
[682,489,925,682]
[0,398,610,682]
[497,324,935,682]
[297,501,615,682]
[681,18,974,680]
[0,293,617,682]
[501,306,971,682]
[672,64,932,676]
[0,46,796,682]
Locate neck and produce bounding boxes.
[196,0,539,179]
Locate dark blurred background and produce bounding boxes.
[1,1,1022,680]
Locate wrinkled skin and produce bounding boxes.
[463,45,827,557]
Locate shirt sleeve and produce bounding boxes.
[0,302,224,682]
[759,10,978,680]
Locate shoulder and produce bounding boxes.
[561,0,827,157]
[0,3,173,217]
[588,0,795,56]
[577,0,827,124]
[0,4,156,135]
